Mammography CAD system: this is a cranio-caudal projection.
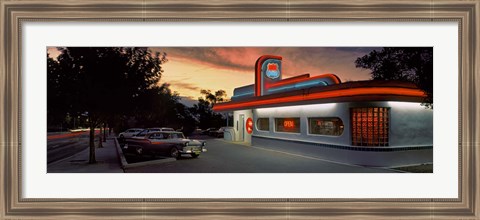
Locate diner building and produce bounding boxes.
[213,55,433,167]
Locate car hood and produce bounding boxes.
[179,139,204,146]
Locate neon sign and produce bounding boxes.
[284,120,295,128]
[246,118,253,134]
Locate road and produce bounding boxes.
[125,138,396,173]
[47,130,99,164]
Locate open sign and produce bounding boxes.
[284,120,295,128]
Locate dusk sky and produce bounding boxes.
[48,47,379,105]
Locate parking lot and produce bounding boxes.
[124,137,396,173]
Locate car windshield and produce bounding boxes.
[135,130,147,136]
[168,133,185,139]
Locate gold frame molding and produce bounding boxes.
[1,0,479,219]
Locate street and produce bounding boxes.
[125,138,396,173]
[47,130,101,164]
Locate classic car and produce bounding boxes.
[209,127,226,138]
[125,131,207,158]
[118,128,144,140]
[201,128,217,135]
[131,127,175,138]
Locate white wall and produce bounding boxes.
[252,101,433,148]
[386,102,433,146]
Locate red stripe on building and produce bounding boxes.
[266,73,341,89]
[214,87,426,111]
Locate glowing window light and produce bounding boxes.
[284,120,295,128]
[308,117,344,136]
[351,107,389,146]
[275,118,300,133]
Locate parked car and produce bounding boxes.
[118,128,144,139]
[201,128,217,135]
[132,127,175,138]
[209,127,226,138]
[125,131,207,159]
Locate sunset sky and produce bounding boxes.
[48,47,378,106]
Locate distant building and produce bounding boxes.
[213,55,433,167]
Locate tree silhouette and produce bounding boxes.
[355,47,433,108]
[48,47,167,163]
[191,89,228,129]
[200,89,227,105]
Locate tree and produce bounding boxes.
[48,47,167,163]
[200,89,227,105]
[133,83,195,133]
[355,47,433,108]
[191,89,228,129]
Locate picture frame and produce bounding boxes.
[1,0,478,219]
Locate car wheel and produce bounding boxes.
[170,147,180,159]
[191,153,199,158]
[135,147,143,155]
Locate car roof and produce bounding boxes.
[149,131,182,134]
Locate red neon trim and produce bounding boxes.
[283,74,310,81]
[213,87,426,111]
[265,74,310,89]
[255,55,282,96]
[267,73,341,89]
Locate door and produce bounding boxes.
[239,114,245,142]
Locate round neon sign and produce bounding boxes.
[246,118,253,134]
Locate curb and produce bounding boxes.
[113,137,129,170]
[113,138,176,170]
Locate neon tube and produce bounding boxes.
[214,87,426,111]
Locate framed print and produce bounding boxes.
[1,0,479,219]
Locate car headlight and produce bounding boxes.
[185,142,189,146]
[202,142,206,146]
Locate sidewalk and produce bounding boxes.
[48,135,124,173]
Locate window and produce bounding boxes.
[136,130,147,137]
[308,117,344,136]
[351,107,389,146]
[256,118,270,131]
[275,118,300,133]
[168,133,185,139]
[149,133,165,139]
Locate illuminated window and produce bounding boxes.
[256,118,270,131]
[351,107,389,146]
[308,117,344,136]
[275,118,300,133]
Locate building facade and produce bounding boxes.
[213,55,433,167]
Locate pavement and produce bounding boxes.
[48,134,124,173]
